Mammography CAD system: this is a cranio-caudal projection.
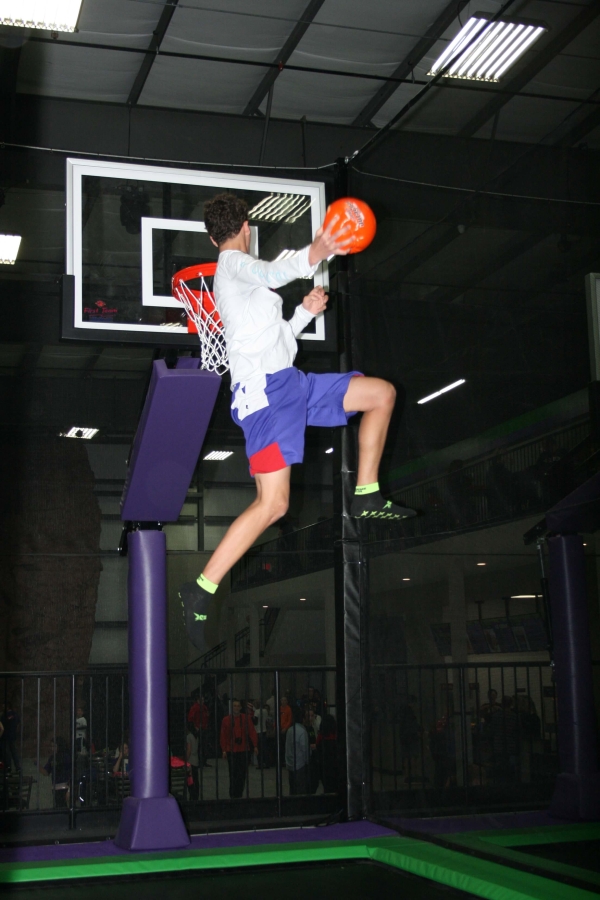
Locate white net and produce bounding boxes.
[172,273,229,375]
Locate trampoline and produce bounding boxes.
[1,822,598,900]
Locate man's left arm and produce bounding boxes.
[288,286,328,337]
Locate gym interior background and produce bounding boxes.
[0,0,599,845]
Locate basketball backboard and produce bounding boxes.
[64,158,330,346]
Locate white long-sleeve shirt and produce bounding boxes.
[213,246,319,418]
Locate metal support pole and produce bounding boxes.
[115,528,190,849]
[547,534,600,819]
[332,156,370,819]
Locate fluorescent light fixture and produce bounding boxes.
[62,427,98,440]
[417,379,465,405]
[0,234,21,264]
[0,0,83,32]
[203,450,234,461]
[510,594,537,599]
[274,249,298,261]
[428,15,546,82]
[248,194,311,224]
[325,447,334,454]
[300,597,306,601]
[476,562,486,567]
[262,604,269,608]
[402,578,411,582]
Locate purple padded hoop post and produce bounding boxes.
[121,358,220,522]
[116,358,220,850]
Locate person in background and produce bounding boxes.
[41,737,71,808]
[113,742,129,775]
[304,707,319,793]
[309,701,322,734]
[186,723,200,801]
[254,701,270,769]
[279,695,293,765]
[75,706,87,755]
[188,688,210,767]
[317,713,338,794]
[220,698,258,798]
[286,705,310,795]
[1,701,21,773]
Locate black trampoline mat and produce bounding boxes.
[5,860,480,899]
[514,838,600,874]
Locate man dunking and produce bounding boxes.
[183,193,415,645]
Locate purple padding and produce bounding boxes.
[385,811,577,835]
[121,359,220,522]
[127,529,169,800]
[0,822,394,863]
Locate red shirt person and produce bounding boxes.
[220,699,258,798]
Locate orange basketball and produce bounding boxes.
[322,197,376,254]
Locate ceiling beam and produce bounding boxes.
[352,0,464,128]
[458,2,600,138]
[243,0,325,117]
[556,89,600,147]
[127,0,180,107]
[418,233,545,306]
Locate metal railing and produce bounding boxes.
[229,420,592,591]
[231,517,334,592]
[368,661,563,815]
[0,666,339,828]
[393,419,591,537]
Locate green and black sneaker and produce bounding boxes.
[350,490,417,521]
[180,581,211,651]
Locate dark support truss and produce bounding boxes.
[243,0,325,117]
[127,0,180,107]
[352,0,464,127]
[458,2,600,138]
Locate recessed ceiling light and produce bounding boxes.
[0,235,21,265]
[402,578,411,581]
[61,427,99,440]
[248,194,311,224]
[417,379,465,405]
[476,562,486,566]
[325,447,334,454]
[203,450,234,461]
[262,604,268,608]
[0,0,84,32]
[428,16,546,83]
[300,598,306,602]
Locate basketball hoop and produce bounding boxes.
[172,263,229,375]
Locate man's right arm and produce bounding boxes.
[222,247,318,290]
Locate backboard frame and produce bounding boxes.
[64,157,329,346]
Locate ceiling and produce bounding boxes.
[2,0,600,148]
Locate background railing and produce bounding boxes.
[0,666,339,828]
[230,419,593,591]
[368,661,566,815]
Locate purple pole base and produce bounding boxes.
[547,534,600,821]
[116,796,191,851]
[114,529,190,850]
[550,772,600,821]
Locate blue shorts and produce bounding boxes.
[232,367,362,476]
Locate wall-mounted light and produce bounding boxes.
[417,379,465,405]
[60,426,99,440]
[0,0,84,32]
[428,15,546,83]
[0,234,21,265]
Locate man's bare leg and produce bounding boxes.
[343,375,416,519]
[203,466,291,585]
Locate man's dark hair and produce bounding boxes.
[204,193,249,246]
